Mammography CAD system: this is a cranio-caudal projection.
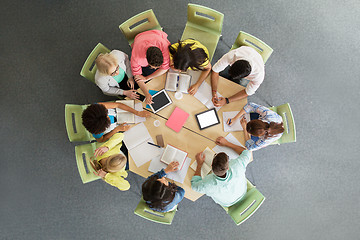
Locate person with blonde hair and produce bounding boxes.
[95,50,139,99]
[91,133,130,191]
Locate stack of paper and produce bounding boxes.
[123,123,161,167]
[212,133,245,160]
[116,100,135,123]
[194,82,223,111]
[223,112,250,132]
[190,147,216,178]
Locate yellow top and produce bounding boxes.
[97,133,130,191]
[170,39,210,69]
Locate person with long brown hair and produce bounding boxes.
[142,162,185,212]
[227,102,284,151]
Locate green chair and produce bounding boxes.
[65,104,94,142]
[221,179,265,225]
[181,4,224,62]
[119,9,162,46]
[80,43,110,83]
[75,142,102,184]
[231,31,273,64]
[269,103,296,144]
[134,198,177,225]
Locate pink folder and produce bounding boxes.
[166,107,189,132]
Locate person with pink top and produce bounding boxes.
[130,30,171,104]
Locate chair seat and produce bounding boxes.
[181,25,220,62]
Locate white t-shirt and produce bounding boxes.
[212,46,265,95]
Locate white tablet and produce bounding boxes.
[195,108,220,130]
[149,89,172,113]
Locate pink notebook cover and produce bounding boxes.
[166,107,189,132]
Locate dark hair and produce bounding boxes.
[169,40,209,71]
[246,119,284,139]
[228,60,252,79]
[142,175,178,211]
[81,104,110,134]
[212,152,229,177]
[146,47,163,67]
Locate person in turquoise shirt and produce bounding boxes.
[191,137,251,207]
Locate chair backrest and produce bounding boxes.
[231,31,273,64]
[223,179,265,225]
[119,9,162,46]
[269,103,296,144]
[75,142,101,184]
[80,43,110,83]
[134,198,176,225]
[186,4,224,35]
[65,104,94,142]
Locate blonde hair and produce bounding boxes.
[95,53,118,75]
[103,154,127,173]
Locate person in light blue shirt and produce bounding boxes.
[191,137,251,207]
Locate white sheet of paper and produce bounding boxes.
[194,81,223,111]
[123,123,150,149]
[212,133,245,160]
[134,103,146,123]
[223,112,251,132]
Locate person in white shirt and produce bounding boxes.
[95,50,139,99]
[210,46,265,107]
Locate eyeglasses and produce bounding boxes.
[110,65,120,76]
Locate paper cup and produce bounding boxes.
[175,91,183,100]
[154,120,160,127]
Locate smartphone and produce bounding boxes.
[156,135,164,148]
[138,93,146,102]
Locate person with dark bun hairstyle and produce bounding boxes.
[142,161,185,212]
[168,39,211,95]
[191,137,251,207]
[227,102,284,151]
[82,101,150,142]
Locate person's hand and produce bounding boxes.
[211,92,218,105]
[240,117,247,128]
[188,83,199,95]
[117,123,131,132]
[134,75,147,82]
[137,110,151,118]
[214,97,226,107]
[145,94,153,105]
[124,90,139,99]
[127,77,135,89]
[94,146,109,157]
[226,118,236,126]
[195,152,205,165]
[93,169,107,178]
[215,136,228,146]
[164,161,179,173]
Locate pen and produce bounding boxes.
[147,142,161,148]
[228,119,232,125]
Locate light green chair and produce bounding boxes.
[269,103,296,144]
[65,104,94,142]
[134,198,177,225]
[80,43,110,83]
[231,31,273,64]
[221,179,265,225]
[181,4,224,62]
[75,142,102,184]
[119,9,162,46]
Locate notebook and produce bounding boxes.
[165,72,192,93]
[190,147,216,178]
[193,81,223,111]
[166,107,189,132]
[160,144,188,170]
[116,100,135,123]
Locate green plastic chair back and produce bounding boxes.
[74,142,102,184]
[269,103,296,144]
[181,4,224,61]
[119,9,162,46]
[80,43,110,83]
[221,179,265,225]
[231,31,273,64]
[65,104,94,142]
[134,198,177,225]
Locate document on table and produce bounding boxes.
[212,133,245,160]
[123,123,161,167]
[148,148,191,184]
[134,103,146,123]
[190,147,216,178]
[194,81,223,111]
[223,112,250,132]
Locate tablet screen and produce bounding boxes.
[150,90,172,113]
[195,108,220,130]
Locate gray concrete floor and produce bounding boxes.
[1,0,359,239]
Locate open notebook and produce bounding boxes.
[165,72,191,93]
[116,100,135,124]
[194,82,223,111]
[190,147,216,178]
[160,144,188,170]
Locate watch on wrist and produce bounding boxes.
[225,98,230,104]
